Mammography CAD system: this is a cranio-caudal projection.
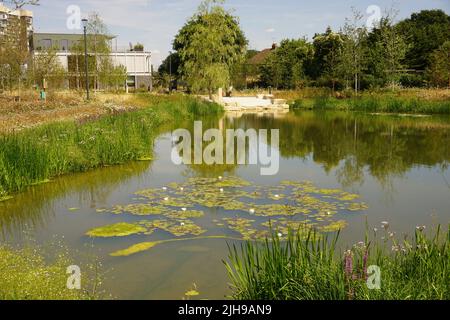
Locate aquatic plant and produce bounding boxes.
[225,224,450,300]
[94,177,369,253]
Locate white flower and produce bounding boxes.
[162,187,167,191]
[249,209,255,214]
[180,187,184,191]
[181,208,187,212]
[180,222,185,226]
[164,197,169,201]
[277,233,283,237]
[218,176,223,180]
[220,188,224,193]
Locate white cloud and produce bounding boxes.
[265,28,275,33]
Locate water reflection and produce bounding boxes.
[225,111,450,189]
[0,162,151,238]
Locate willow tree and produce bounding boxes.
[173,0,247,97]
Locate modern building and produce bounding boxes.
[33,33,152,90]
[0,3,33,51]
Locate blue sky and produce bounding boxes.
[27,0,450,66]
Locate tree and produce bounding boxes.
[310,27,344,91]
[426,41,450,88]
[367,11,408,89]
[173,0,247,97]
[3,0,39,9]
[259,39,314,89]
[30,47,67,89]
[397,10,450,71]
[338,9,368,93]
[70,12,115,90]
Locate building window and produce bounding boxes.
[41,39,52,49]
[61,39,69,51]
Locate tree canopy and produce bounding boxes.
[173,0,247,95]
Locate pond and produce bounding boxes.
[1,110,449,299]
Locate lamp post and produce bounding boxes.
[82,18,89,100]
[168,51,172,92]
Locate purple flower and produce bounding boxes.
[363,249,369,280]
[344,250,353,279]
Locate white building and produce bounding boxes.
[33,33,152,90]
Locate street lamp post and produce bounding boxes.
[82,18,89,100]
[169,51,172,92]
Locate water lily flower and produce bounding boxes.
[249,209,255,214]
[274,194,280,198]
[218,176,223,180]
[181,208,187,212]
[180,222,185,226]
[220,188,224,193]
[180,187,184,191]
[277,232,283,237]
[164,197,169,201]
[162,187,167,191]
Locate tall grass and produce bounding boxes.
[225,225,449,300]
[0,95,223,198]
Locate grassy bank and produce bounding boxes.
[235,88,450,114]
[0,94,222,199]
[0,244,103,300]
[288,89,450,114]
[225,225,449,300]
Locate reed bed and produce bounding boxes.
[0,95,222,199]
[225,224,449,300]
[290,92,450,114]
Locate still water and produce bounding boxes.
[1,110,449,299]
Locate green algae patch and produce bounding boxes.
[111,203,166,216]
[185,289,200,297]
[0,195,13,202]
[111,241,160,256]
[97,177,369,253]
[86,222,146,238]
[139,219,206,237]
[110,235,240,257]
[136,156,153,161]
[223,217,269,240]
[318,220,348,232]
